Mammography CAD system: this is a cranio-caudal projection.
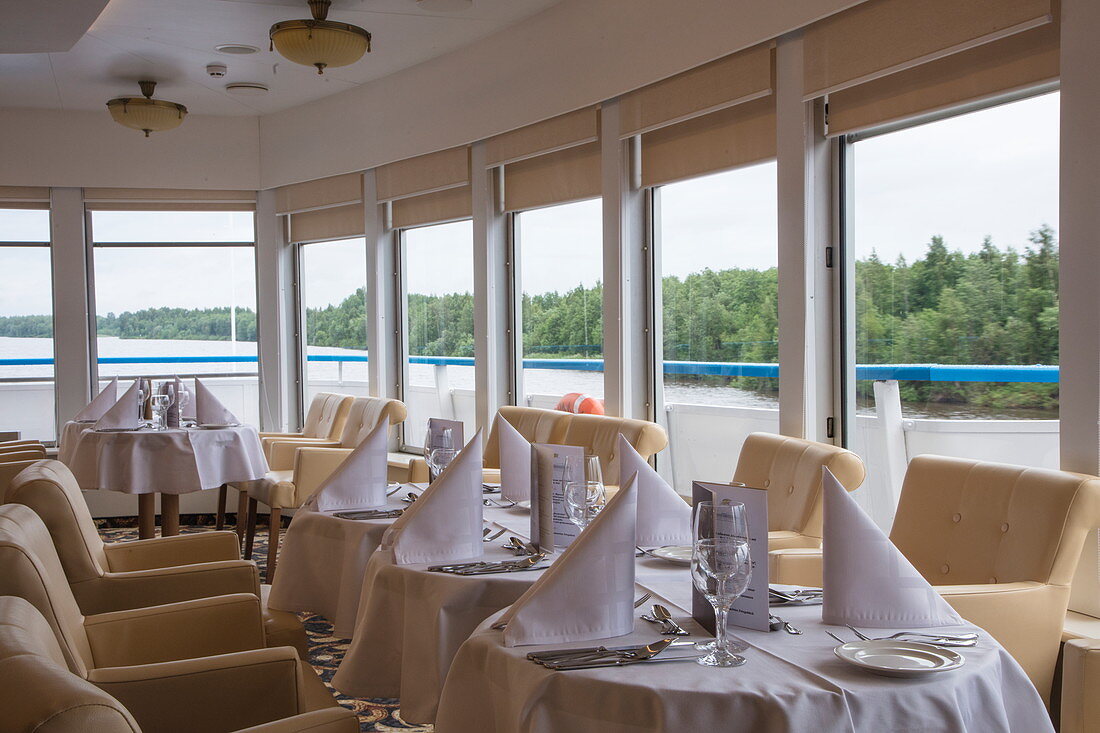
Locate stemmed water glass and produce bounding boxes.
[426,426,456,482]
[564,454,606,530]
[149,393,171,431]
[176,385,191,426]
[691,500,752,667]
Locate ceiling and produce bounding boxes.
[0,0,561,116]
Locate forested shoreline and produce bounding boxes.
[0,227,1059,411]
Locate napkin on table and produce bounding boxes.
[194,378,239,426]
[93,380,141,431]
[617,434,691,547]
[821,466,964,629]
[498,415,534,502]
[381,430,485,565]
[498,474,639,647]
[74,377,118,422]
[310,419,389,513]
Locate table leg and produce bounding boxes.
[236,489,250,542]
[244,498,258,560]
[161,494,180,536]
[216,485,227,530]
[138,494,156,539]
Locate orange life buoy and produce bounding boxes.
[556,392,605,415]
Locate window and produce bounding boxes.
[654,163,779,492]
[0,209,55,442]
[298,238,368,405]
[89,210,260,425]
[846,91,1059,527]
[401,220,475,449]
[515,198,604,409]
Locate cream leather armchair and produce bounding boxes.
[1062,636,1100,733]
[0,439,45,455]
[0,505,345,732]
[242,395,408,580]
[0,595,358,733]
[770,454,1100,704]
[734,432,866,553]
[6,460,307,657]
[258,392,354,461]
[1,449,43,496]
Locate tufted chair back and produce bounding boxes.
[301,392,354,441]
[733,432,866,547]
[6,460,109,588]
[560,414,668,484]
[0,595,140,732]
[0,504,93,677]
[338,397,408,448]
[482,406,573,469]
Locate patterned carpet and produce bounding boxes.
[96,514,433,733]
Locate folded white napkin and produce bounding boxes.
[311,419,389,512]
[617,435,691,547]
[93,381,141,431]
[381,430,485,565]
[498,415,533,502]
[821,466,964,628]
[499,474,638,647]
[75,378,118,422]
[194,378,239,426]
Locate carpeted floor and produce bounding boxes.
[96,514,433,733]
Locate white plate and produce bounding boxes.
[833,639,964,678]
[648,545,693,565]
[197,423,239,429]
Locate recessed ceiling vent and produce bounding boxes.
[216,43,260,55]
[225,81,270,97]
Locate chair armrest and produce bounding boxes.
[72,561,261,616]
[259,432,305,440]
[90,647,307,733]
[84,593,266,668]
[0,450,44,464]
[0,459,39,492]
[238,708,360,733]
[1062,637,1100,733]
[292,448,354,505]
[768,548,823,587]
[0,440,44,453]
[269,439,340,471]
[104,530,242,571]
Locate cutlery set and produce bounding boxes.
[640,604,690,636]
[428,553,548,576]
[769,587,824,606]
[526,638,702,670]
[332,508,405,520]
[828,626,978,648]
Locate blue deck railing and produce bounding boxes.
[0,355,1062,382]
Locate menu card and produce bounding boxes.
[426,418,464,452]
[690,481,770,633]
[530,443,584,552]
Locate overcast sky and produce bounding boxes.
[0,91,1059,316]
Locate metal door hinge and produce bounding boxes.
[825,246,834,268]
[826,416,835,439]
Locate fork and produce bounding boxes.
[483,527,507,542]
[633,591,652,609]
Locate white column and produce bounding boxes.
[364,171,400,403]
[601,99,651,420]
[254,189,297,432]
[49,187,93,429]
[472,142,513,430]
[775,33,834,441]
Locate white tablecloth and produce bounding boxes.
[436,600,1054,733]
[59,421,267,495]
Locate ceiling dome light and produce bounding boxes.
[106,81,187,138]
[270,0,371,75]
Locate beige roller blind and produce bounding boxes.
[376,147,470,202]
[827,22,1059,137]
[620,43,774,137]
[274,173,362,215]
[84,187,256,211]
[503,142,601,213]
[392,185,472,229]
[641,95,776,188]
[803,0,1053,100]
[288,202,365,243]
[0,186,50,210]
[485,108,599,166]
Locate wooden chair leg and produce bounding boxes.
[266,507,281,583]
[137,494,156,539]
[216,485,227,531]
[160,494,180,536]
[244,498,258,560]
[236,489,250,542]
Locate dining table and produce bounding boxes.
[58,420,268,538]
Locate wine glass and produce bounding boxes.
[136,381,147,423]
[149,393,171,431]
[176,386,191,426]
[691,500,752,667]
[564,454,606,530]
[427,427,456,482]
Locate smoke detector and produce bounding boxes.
[225,82,269,98]
[206,62,228,77]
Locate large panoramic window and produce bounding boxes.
[848,91,1059,526]
[401,219,476,449]
[515,198,604,409]
[0,209,55,442]
[655,163,779,491]
[89,210,260,425]
[299,238,368,405]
